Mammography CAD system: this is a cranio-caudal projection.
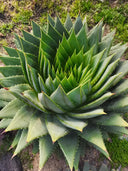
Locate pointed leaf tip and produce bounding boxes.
[8,146,13,150]
[3,87,9,90]
[11,154,16,159]
[2,130,6,134]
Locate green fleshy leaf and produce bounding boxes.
[13,129,28,156]
[68,30,80,53]
[103,126,128,136]
[45,76,55,94]
[18,50,29,82]
[28,66,40,93]
[80,127,109,159]
[9,84,30,94]
[79,92,113,111]
[83,16,88,33]
[77,24,88,52]
[61,76,74,93]
[95,114,128,127]
[83,46,94,66]
[73,142,84,171]
[14,33,23,50]
[105,96,128,113]
[48,15,55,27]
[41,29,58,49]
[0,56,20,65]
[112,79,128,97]
[4,46,19,57]
[10,130,22,149]
[32,140,39,154]
[99,30,115,59]
[64,14,73,31]
[55,16,69,38]
[38,74,48,93]
[27,114,48,142]
[48,22,62,44]
[0,88,14,102]
[55,43,69,67]
[0,100,8,107]
[92,59,119,93]
[23,90,46,112]
[39,135,53,169]
[112,61,128,86]
[0,99,24,118]
[67,86,86,106]
[0,119,12,128]
[39,52,52,80]
[45,115,69,142]
[32,21,41,38]
[20,37,39,56]
[90,74,120,100]
[91,49,105,77]
[88,21,103,55]
[91,54,114,85]
[74,15,83,34]
[22,30,40,47]
[58,134,78,170]
[14,33,22,49]
[0,66,23,77]
[40,40,56,58]
[57,115,87,132]
[60,34,72,57]
[5,105,35,131]
[0,75,26,87]
[110,43,128,61]
[69,108,106,119]
[38,92,65,113]
[50,85,75,110]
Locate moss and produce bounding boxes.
[70,0,128,43]
[12,10,33,24]
[1,0,127,44]
[0,133,13,158]
[19,147,35,171]
[105,134,128,168]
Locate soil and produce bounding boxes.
[32,154,69,171]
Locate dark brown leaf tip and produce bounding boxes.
[4,87,9,90]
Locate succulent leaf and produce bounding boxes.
[58,134,78,170]
[13,129,28,156]
[39,135,53,169]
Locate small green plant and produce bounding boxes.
[0,39,8,47]
[0,23,14,36]
[0,15,128,171]
[0,0,6,14]
[12,10,33,24]
[19,149,34,171]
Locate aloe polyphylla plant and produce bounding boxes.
[0,14,128,170]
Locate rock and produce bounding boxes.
[0,33,4,38]
[0,152,23,171]
[122,168,128,171]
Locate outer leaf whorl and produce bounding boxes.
[0,15,128,170]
